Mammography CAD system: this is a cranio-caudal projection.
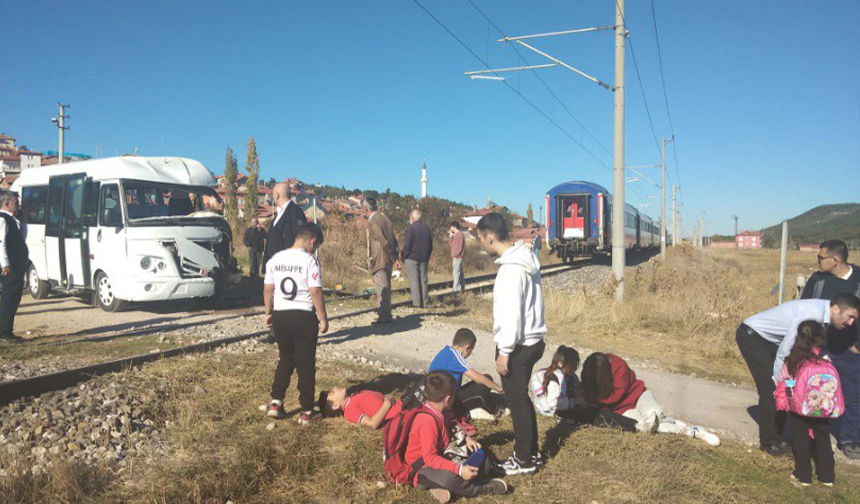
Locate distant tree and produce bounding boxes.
[527,203,534,227]
[223,147,239,225]
[243,137,260,223]
[267,177,277,188]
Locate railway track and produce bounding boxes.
[0,259,590,405]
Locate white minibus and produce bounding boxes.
[11,156,239,311]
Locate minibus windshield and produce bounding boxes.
[123,181,221,223]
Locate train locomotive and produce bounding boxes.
[545,181,660,263]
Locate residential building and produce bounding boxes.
[736,231,762,249]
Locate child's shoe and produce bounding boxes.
[468,408,496,421]
[298,410,320,425]
[476,479,508,496]
[267,401,287,419]
[692,426,721,447]
[638,411,659,433]
[429,488,451,503]
[790,473,811,488]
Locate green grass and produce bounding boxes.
[3,349,859,504]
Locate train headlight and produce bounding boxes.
[157,261,166,271]
[140,257,152,270]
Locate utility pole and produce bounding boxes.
[671,185,677,246]
[732,215,739,250]
[659,136,670,260]
[51,103,70,163]
[611,0,627,302]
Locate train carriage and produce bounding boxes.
[545,180,660,261]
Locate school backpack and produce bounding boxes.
[381,408,441,485]
[399,375,427,411]
[785,357,845,418]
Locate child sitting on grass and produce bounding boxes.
[774,320,838,488]
[318,387,403,429]
[428,328,506,421]
[580,352,721,446]
[530,346,638,432]
[404,370,507,503]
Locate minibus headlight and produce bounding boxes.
[157,261,166,271]
[140,257,152,270]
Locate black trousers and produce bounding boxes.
[271,310,318,411]
[457,380,499,414]
[0,270,25,335]
[736,323,786,447]
[791,413,835,484]
[499,341,545,459]
[415,448,498,497]
[248,250,262,278]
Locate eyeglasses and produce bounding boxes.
[817,255,835,263]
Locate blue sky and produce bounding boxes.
[3,0,858,235]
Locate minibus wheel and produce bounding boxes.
[95,272,127,312]
[27,264,51,299]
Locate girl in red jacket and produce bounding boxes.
[581,352,720,446]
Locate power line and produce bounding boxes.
[465,0,613,158]
[409,0,612,172]
[649,0,682,198]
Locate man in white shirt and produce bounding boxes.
[0,191,28,343]
[737,294,860,455]
[263,223,328,425]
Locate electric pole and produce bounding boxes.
[660,136,670,260]
[52,103,70,164]
[672,185,677,246]
[732,215,739,250]
[611,0,627,302]
[698,214,704,248]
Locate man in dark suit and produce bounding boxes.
[263,182,307,269]
[243,218,267,278]
[0,191,28,342]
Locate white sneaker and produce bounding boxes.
[638,411,659,433]
[692,426,720,447]
[469,408,496,421]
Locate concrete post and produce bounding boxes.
[612,0,627,302]
[778,221,789,304]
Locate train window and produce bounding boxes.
[21,186,48,225]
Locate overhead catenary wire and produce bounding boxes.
[649,0,683,199]
[409,0,612,173]
[465,0,613,158]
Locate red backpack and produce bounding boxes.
[382,408,442,485]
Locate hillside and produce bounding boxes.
[760,203,860,248]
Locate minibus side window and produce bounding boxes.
[46,177,65,236]
[21,186,48,224]
[99,184,121,227]
[82,181,100,227]
[63,177,85,239]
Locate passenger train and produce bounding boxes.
[545,181,660,262]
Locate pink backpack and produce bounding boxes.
[777,357,844,418]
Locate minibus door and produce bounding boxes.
[46,174,90,288]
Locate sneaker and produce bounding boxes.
[692,426,721,447]
[821,481,834,488]
[638,411,659,433]
[468,408,496,421]
[267,402,286,419]
[298,410,320,425]
[790,473,811,488]
[429,488,451,503]
[760,442,791,458]
[498,453,537,476]
[842,443,860,460]
[531,451,546,467]
[0,333,23,343]
[371,318,393,325]
[476,478,508,496]
[496,407,511,418]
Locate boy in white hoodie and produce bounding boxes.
[476,213,547,475]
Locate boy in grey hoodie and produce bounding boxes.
[476,213,547,475]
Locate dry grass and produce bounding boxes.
[444,246,819,385]
[3,349,859,504]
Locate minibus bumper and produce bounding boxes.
[120,277,215,302]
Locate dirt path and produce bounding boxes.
[321,307,764,445]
